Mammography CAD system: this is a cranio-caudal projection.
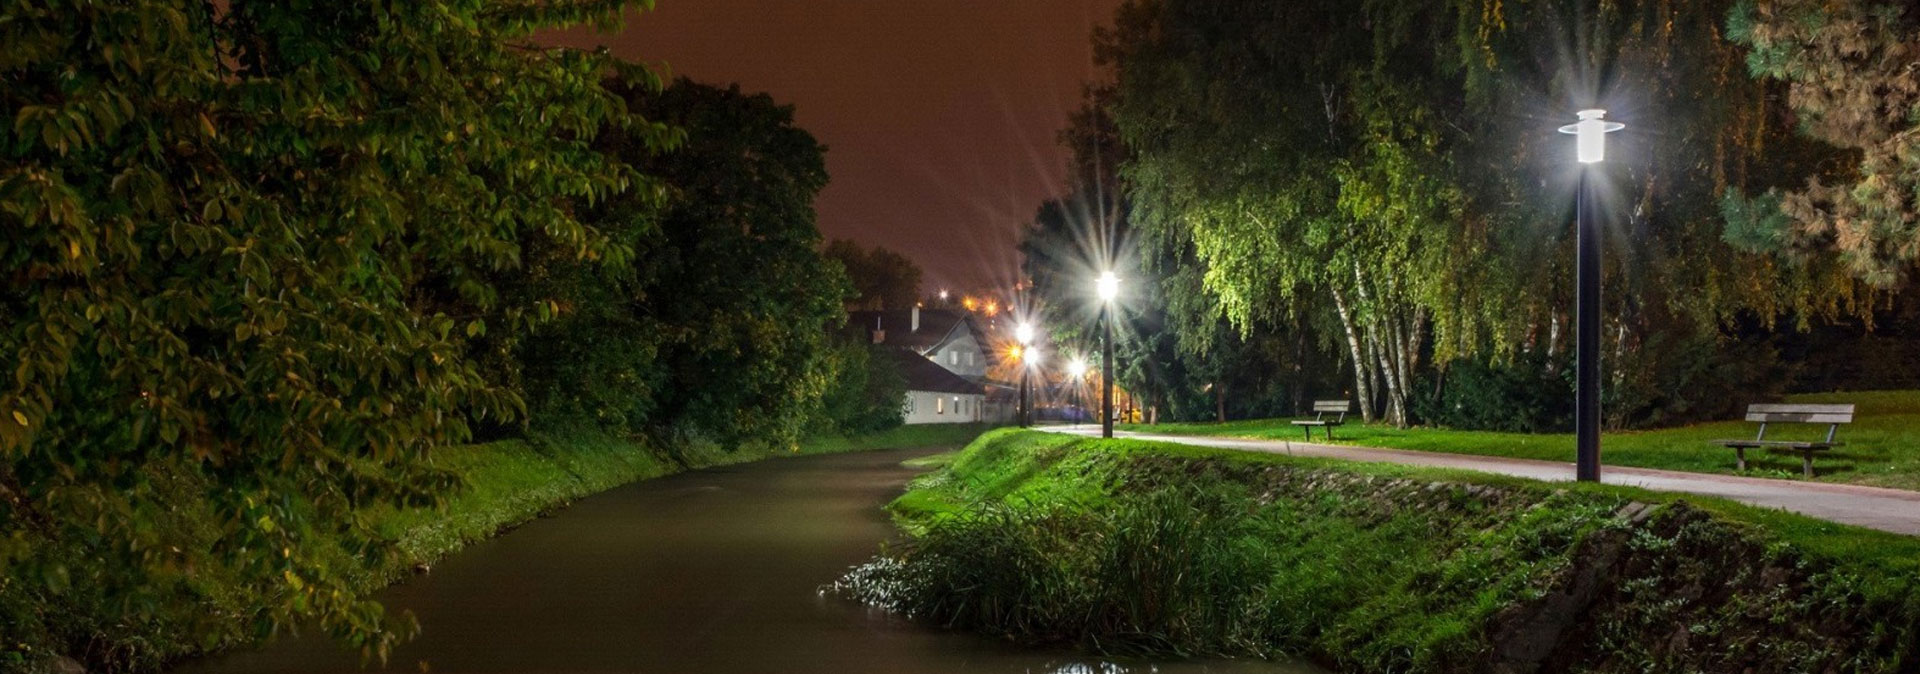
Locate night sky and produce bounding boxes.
[541,0,1124,292]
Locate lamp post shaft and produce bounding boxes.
[1101,309,1114,438]
[1576,170,1602,482]
[1019,369,1029,427]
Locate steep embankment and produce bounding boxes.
[837,430,1920,673]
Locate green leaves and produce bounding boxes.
[2,0,659,668]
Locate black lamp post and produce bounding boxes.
[1558,109,1623,482]
[1097,271,1118,438]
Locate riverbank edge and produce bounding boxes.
[859,429,1920,673]
[35,423,990,674]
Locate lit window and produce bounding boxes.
[948,351,957,365]
[937,397,945,414]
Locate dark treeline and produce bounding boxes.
[1,2,899,670]
[1022,0,1920,429]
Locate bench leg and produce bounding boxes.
[1802,452,1814,479]
[1735,447,1746,471]
[1302,426,1312,442]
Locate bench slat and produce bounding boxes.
[1748,403,1854,414]
[1311,400,1352,412]
[1745,412,1853,424]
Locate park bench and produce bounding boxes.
[1291,400,1353,441]
[1712,403,1853,478]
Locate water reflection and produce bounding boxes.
[171,448,1319,674]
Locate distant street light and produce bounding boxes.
[1557,109,1623,482]
[1096,271,1119,439]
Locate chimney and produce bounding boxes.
[871,315,885,344]
[911,306,920,332]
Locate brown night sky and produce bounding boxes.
[540,1,1123,292]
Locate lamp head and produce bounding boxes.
[1015,322,1035,345]
[1096,271,1120,302]
[1558,109,1624,164]
[1067,358,1088,378]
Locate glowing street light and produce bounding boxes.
[1095,271,1120,438]
[1097,270,1119,302]
[1015,322,1035,346]
[1557,109,1623,482]
[1559,109,1624,164]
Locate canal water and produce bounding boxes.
[174,447,1322,674]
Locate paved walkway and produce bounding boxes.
[1047,426,1920,536]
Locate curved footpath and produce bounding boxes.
[1048,426,1920,536]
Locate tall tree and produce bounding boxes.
[1,0,661,665]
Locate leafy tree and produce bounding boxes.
[815,340,908,435]
[1097,0,1876,429]
[1,0,660,667]
[534,79,846,452]
[823,239,923,310]
[1725,0,1920,286]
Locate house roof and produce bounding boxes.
[881,348,984,395]
[847,309,974,353]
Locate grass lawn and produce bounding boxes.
[1121,390,1920,491]
[858,429,1920,670]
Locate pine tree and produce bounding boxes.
[1728,0,1920,286]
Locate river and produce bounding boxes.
[173,447,1322,674]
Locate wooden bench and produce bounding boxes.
[1291,400,1352,441]
[1712,403,1853,478]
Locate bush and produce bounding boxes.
[815,341,907,435]
[1414,352,1573,432]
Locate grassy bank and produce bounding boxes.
[379,423,993,571]
[1122,390,1920,490]
[17,423,990,674]
[838,429,1920,673]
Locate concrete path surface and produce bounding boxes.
[1048,426,1920,537]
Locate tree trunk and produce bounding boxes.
[1331,287,1376,422]
[1353,265,1408,428]
[1215,384,1227,422]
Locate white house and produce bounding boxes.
[851,307,1006,424]
[882,348,987,424]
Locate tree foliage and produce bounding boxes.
[823,239,923,310]
[1727,0,1920,286]
[511,77,848,455]
[1079,0,1884,429]
[2,0,664,667]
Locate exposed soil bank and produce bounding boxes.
[839,430,1920,673]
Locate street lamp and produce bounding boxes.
[1558,109,1623,482]
[1016,322,1036,427]
[1096,271,1119,438]
[1067,357,1089,427]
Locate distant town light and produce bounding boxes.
[1558,109,1624,164]
[939,289,949,301]
[1096,270,1119,302]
